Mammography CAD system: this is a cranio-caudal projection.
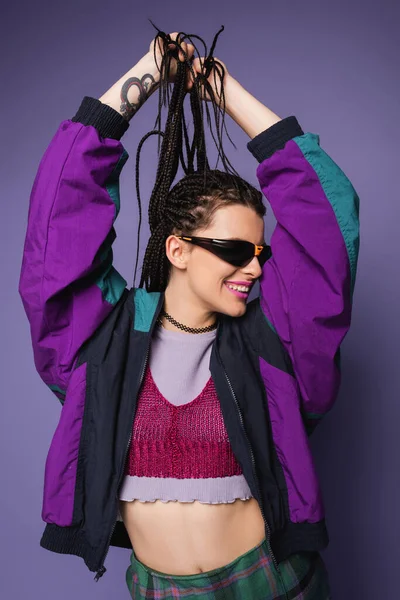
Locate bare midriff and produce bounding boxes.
[119,497,266,575]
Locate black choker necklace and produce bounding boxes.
[157,310,218,334]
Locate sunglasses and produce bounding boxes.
[175,236,272,268]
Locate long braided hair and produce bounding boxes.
[133,20,266,292]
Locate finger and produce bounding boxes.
[191,57,199,73]
[180,42,195,63]
[186,44,195,61]
[179,41,187,62]
[187,59,197,85]
[167,32,181,57]
[192,57,203,75]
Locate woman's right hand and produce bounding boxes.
[149,32,196,91]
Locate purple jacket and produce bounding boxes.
[18,96,360,579]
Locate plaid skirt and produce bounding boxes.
[125,536,332,599]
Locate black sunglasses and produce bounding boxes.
[175,236,272,268]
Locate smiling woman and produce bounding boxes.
[109,21,335,599]
[18,14,360,600]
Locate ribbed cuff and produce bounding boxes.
[40,522,99,571]
[270,519,329,564]
[71,96,130,141]
[247,116,304,163]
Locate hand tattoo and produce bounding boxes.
[120,74,157,121]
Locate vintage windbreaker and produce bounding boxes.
[18,96,360,580]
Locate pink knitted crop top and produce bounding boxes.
[118,322,253,507]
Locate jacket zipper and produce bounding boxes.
[221,364,280,573]
[94,344,151,581]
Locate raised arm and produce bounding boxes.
[224,75,360,435]
[18,50,164,404]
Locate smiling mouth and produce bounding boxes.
[224,282,250,298]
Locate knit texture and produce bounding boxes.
[124,365,243,479]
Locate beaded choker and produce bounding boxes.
[157,310,218,334]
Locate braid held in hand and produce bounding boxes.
[132,20,266,292]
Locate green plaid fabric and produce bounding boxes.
[125,537,331,599]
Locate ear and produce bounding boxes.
[165,235,191,271]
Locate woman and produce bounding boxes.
[19,24,359,599]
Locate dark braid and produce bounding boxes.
[132,20,266,292]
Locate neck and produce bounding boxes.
[161,280,217,332]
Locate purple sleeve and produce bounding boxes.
[247,117,360,434]
[18,97,130,404]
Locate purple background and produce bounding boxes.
[2,0,398,597]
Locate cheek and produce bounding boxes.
[190,256,232,291]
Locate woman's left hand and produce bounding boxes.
[187,56,230,102]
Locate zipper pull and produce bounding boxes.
[94,565,107,581]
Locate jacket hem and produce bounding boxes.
[271,519,329,564]
[40,523,100,573]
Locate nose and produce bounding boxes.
[243,255,263,279]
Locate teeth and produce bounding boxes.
[227,284,250,293]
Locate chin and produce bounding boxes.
[221,302,248,319]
